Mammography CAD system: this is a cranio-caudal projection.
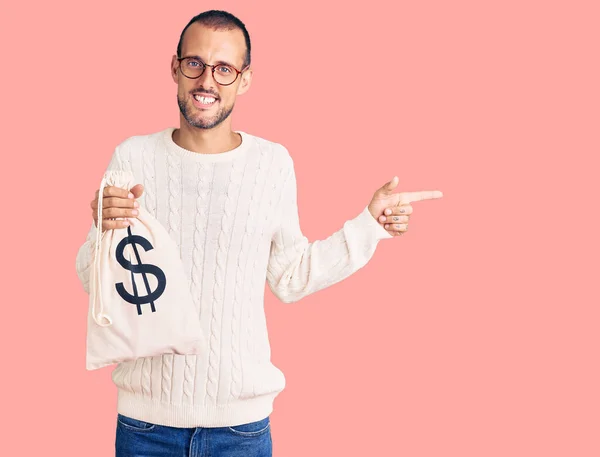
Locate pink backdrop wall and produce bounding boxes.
[1,0,598,455]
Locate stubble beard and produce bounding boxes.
[177,93,235,130]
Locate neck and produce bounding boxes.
[173,121,241,155]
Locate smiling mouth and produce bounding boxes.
[192,94,218,110]
[193,94,218,104]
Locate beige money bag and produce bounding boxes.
[86,170,206,370]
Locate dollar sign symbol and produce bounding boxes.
[115,226,167,315]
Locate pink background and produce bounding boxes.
[2,0,598,455]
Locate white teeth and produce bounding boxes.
[194,95,216,104]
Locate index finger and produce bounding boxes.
[399,190,443,204]
[103,185,133,199]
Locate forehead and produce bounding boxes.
[181,22,246,67]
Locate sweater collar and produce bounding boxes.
[163,127,250,162]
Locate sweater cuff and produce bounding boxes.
[355,205,394,241]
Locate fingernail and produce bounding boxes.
[385,209,392,215]
[128,192,134,198]
[134,201,139,207]
[132,209,139,215]
[385,224,389,229]
[379,216,386,222]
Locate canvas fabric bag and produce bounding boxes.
[86,169,206,370]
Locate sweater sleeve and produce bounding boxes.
[266,157,393,303]
[75,145,124,294]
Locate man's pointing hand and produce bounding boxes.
[368,176,443,237]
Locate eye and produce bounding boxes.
[217,66,232,73]
[185,58,202,68]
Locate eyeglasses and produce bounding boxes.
[177,56,248,86]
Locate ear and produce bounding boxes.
[236,67,253,95]
[170,55,179,84]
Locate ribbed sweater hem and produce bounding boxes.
[116,389,276,428]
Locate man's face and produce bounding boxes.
[171,23,251,130]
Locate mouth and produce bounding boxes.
[192,93,219,109]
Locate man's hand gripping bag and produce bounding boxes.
[86,170,206,370]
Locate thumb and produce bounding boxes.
[380,176,399,194]
[130,183,144,198]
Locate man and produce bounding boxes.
[75,10,442,457]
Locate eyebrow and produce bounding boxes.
[182,55,237,68]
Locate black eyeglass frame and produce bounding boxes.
[176,56,249,86]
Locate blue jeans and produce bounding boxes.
[115,413,272,457]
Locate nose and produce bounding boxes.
[197,65,218,89]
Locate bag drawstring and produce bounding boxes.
[91,176,113,327]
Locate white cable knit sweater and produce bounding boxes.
[75,126,393,428]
